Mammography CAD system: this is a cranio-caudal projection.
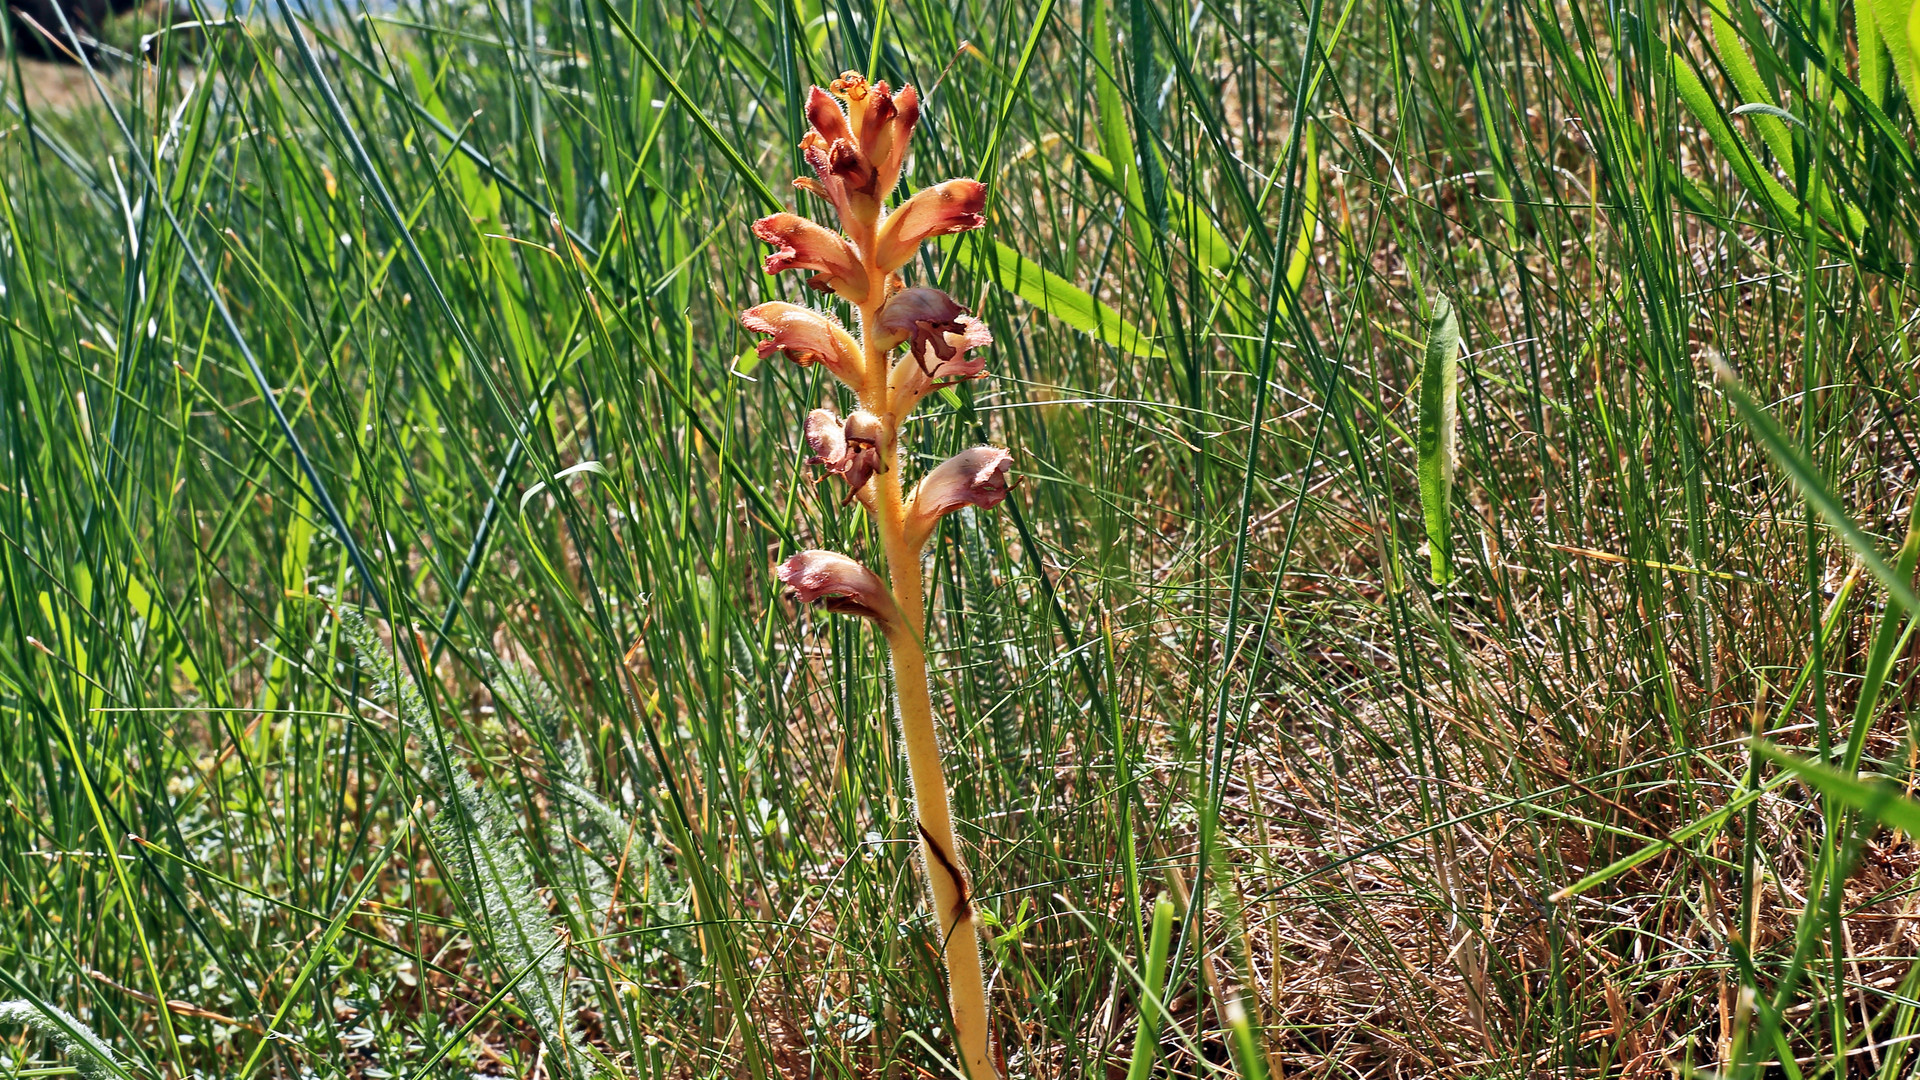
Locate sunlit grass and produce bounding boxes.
[2,0,1919,1077]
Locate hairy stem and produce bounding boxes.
[861,308,996,1078]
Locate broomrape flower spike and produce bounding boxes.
[745,71,1004,1078]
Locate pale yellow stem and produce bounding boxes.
[859,303,997,1079]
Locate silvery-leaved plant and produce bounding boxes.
[744,71,1007,1077]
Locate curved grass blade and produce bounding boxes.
[1124,894,1176,1080]
[1716,366,1920,616]
[1753,742,1920,833]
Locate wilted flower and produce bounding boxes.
[905,447,1013,550]
[776,550,900,628]
[741,303,863,384]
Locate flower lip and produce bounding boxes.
[904,446,1014,550]
[741,302,863,383]
[751,213,870,303]
[837,410,884,502]
[777,549,900,627]
[882,289,992,415]
[873,179,987,273]
[842,410,883,449]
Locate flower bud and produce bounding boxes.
[803,407,851,471]
[904,446,1013,551]
[799,85,880,234]
[777,549,900,629]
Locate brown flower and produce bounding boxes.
[904,446,1013,550]
[833,73,920,203]
[802,407,885,504]
[873,179,987,273]
[796,86,878,235]
[875,288,993,364]
[776,549,900,628]
[796,76,924,239]
[881,289,992,414]
[752,213,870,303]
[741,303,863,384]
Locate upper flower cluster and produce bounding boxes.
[745,72,1012,632]
[744,73,993,410]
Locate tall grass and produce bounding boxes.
[2,0,1918,1076]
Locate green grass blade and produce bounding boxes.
[1124,893,1175,1080]
[1717,367,1920,616]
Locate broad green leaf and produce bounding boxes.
[1865,0,1920,105]
[1087,0,1135,227]
[1417,295,1461,585]
[124,573,201,690]
[1125,894,1176,1080]
[1713,13,1797,172]
[1662,34,1804,226]
[1912,0,1920,93]
[1286,126,1320,296]
[1842,502,1920,774]
[946,236,1164,359]
[1858,0,1891,106]
[259,496,317,723]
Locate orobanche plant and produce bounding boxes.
[741,72,1009,1076]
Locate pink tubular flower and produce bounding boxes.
[873,180,988,273]
[904,446,1013,551]
[802,408,884,504]
[752,213,870,303]
[741,303,863,384]
[875,288,993,364]
[777,549,901,628]
[883,290,992,415]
